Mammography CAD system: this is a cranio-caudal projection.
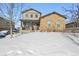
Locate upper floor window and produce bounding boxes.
[30,14,33,18]
[26,14,28,17]
[35,14,38,18]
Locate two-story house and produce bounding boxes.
[21,8,66,32]
[21,8,41,32]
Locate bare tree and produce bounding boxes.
[62,4,79,32]
[0,3,21,38]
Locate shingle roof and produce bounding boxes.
[0,16,14,24]
[41,12,67,19]
[0,17,7,21]
[22,8,41,14]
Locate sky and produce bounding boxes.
[2,3,76,28]
[22,3,73,15]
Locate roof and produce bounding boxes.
[66,22,74,25]
[22,8,41,14]
[0,16,14,24]
[0,17,7,21]
[41,12,67,19]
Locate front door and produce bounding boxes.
[25,23,30,30]
[33,25,38,31]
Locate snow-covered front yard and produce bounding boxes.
[0,32,79,56]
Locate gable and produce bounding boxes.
[41,12,67,19]
[23,10,40,16]
[41,14,65,22]
[22,8,41,15]
[22,9,41,20]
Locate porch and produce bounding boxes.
[21,20,40,32]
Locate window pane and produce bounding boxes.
[57,24,60,27]
[26,14,28,17]
[30,14,33,18]
[35,14,38,18]
[47,20,51,27]
[56,20,61,28]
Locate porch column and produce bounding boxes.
[21,21,24,29]
[20,20,24,33]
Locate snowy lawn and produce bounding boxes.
[0,32,79,56]
[64,33,79,45]
[70,33,79,38]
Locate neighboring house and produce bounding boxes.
[66,22,74,28]
[66,20,79,28]
[66,20,79,32]
[40,12,66,32]
[21,8,41,31]
[0,17,15,31]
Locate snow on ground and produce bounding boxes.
[64,33,79,45]
[0,32,79,56]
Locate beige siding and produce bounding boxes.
[22,10,40,20]
[40,14,66,32]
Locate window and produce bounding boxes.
[26,14,28,17]
[56,20,61,28]
[47,20,51,27]
[30,14,33,18]
[35,14,38,18]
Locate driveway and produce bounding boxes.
[0,32,79,56]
